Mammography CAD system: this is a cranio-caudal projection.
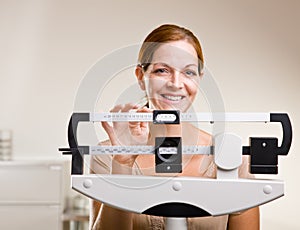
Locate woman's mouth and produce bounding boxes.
[161,94,184,101]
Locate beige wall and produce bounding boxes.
[0,0,299,229]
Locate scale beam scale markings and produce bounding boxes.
[90,112,271,123]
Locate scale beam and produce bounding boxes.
[59,111,292,175]
[90,112,270,122]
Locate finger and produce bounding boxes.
[122,103,138,112]
[128,106,150,125]
[137,106,152,113]
[136,106,151,128]
[121,103,139,129]
[101,121,118,145]
[110,104,123,113]
[109,104,124,127]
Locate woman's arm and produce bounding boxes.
[91,158,136,230]
[227,206,260,230]
[90,155,136,230]
[227,156,260,229]
[96,205,134,230]
[90,105,150,229]
[89,199,102,229]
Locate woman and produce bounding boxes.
[90,24,260,230]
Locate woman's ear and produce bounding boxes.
[199,71,204,79]
[135,65,146,91]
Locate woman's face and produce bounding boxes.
[140,40,200,112]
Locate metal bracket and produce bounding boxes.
[155,137,182,173]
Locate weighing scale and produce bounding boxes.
[60,110,292,229]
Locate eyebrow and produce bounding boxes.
[153,62,198,69]
[184,64,198,68]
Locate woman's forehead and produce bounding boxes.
[151,41,198,68]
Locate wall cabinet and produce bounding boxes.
[0,160,64,230]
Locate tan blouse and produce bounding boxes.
[90,153,253,230]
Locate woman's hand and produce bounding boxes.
[128,106,151,145]
[101,103,151,167]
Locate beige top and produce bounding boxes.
[90,153,253,230]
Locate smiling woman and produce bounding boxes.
[89,24,259,230]
[137,41,201,112]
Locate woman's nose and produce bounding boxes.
[169,71,183,88]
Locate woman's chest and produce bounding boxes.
[135,154,206,177]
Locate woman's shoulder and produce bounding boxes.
[90,139,112,174]
[99,139,111,146]
[183,123,212,146]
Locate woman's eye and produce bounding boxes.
[184,70,197,77]
[153,68,170,75]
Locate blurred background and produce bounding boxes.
[0,0,299,229]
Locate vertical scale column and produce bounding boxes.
[214,133,242,179]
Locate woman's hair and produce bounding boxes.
[138,24,204,74]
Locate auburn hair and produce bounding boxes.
[138,24,204,74]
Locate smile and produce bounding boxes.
[161,94,184,101]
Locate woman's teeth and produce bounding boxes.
[162,94,183,101]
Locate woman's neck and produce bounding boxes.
[147,123,182,145]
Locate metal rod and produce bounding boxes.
[90,112,270,122]
[89,145,212,155]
